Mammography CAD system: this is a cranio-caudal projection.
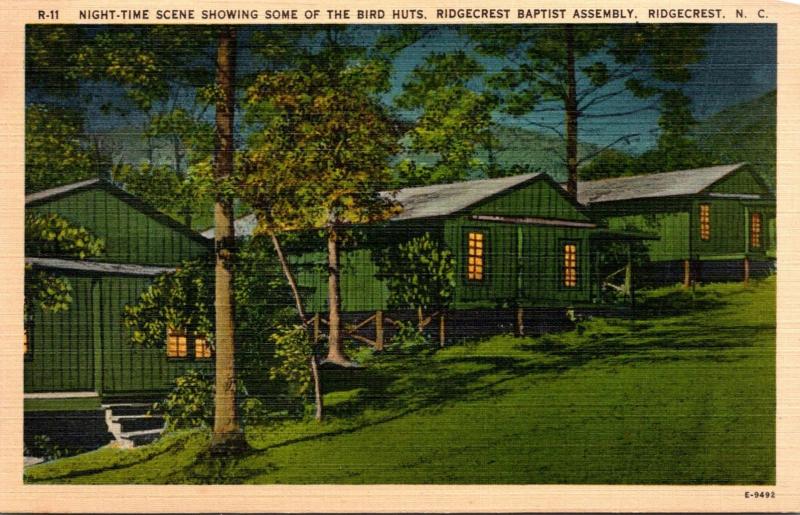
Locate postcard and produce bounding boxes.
[1,0,799,511]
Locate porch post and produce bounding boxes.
[375,310,384,351]
[683,259,691,288]
[439,311,446,348]
[744,257,750,285]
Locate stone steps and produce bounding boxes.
[102,403,165,448]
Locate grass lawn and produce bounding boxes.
[25,278,776,484]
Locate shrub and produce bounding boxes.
[269,325,314,401]
[153,370,214,432]
[388,321,433,353]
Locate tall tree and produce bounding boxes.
[210,26,246,451]
[241,57,400,366]
[466,25,709,197]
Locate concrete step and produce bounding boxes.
[101,403,153,417]
[114,414,165,433]
[120,428,164,446]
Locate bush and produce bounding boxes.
[153,370,214,432]
[388,321,433,353]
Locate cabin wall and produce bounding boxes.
[691,199,752,259]
[471,180,589,221]
[444,218,592,308]
[25,275,95,392]
[27,189,209,266]
[600,200,691,262]
[25,273,214,395]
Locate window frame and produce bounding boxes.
[166,328,189,359]
[465,230,487,283]
[562,241,579,289]
[166,328,213,361]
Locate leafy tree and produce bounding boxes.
[376,233,456,328]
[395,51,497,186]
[25,105,97,193]
[241,57,400,367]
[465,24,710,196]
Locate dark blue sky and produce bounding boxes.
[78,24,776,158]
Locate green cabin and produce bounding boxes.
[212,174,641,338]
[25,179,214,400]
[577,163,776,285]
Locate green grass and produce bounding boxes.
[25,278,775,484]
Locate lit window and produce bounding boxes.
[24,328,29,356]
[195,335,213,359]
[564,243,578,287]
[467,232,484,281]
[699,204,711,241]
[167,329,188,358]
[751,212,762,248]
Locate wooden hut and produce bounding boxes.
[25,179,214,403]
[577,163,776,285]
[211,173,644,344]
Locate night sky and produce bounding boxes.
[71,23,776,158]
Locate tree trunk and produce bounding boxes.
[325,226,350,365]
[564,24,579,199]
[269,231,323,421]
[210,26,246,452]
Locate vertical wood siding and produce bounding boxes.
[27,189,208,266]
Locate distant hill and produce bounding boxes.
[399,124,599,183]
[693,90,776,188]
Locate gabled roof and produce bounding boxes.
[26,178,211,248]
[391,173,542,221]
[576,163,755,204]
[203,173,546,239]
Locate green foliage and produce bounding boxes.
[269,325,314,400]
[26,213,106,259]
[395,51,496,186]
[376,233,456,311]
[153,370,214,432]
[25,105,96,193]
[122,259,214,348]
[25,212,105,318]
[25,269,73,315]
[388,321,433,352]
[241,57,401,233]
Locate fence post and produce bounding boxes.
[683,259,691,288]
[515,307,525,337]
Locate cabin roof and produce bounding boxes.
[26,257,175,277]
[575,163,751,204]
[204,173,545,238]
[26,178,211,248]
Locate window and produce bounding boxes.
[563,243,578,287]
[467,232,484,281]
[24,327,30,358]
[751,212,762,248]
[167,328,212,359]
[195,335,212,359]
[699,204,711,241]
[167,329,188,358]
